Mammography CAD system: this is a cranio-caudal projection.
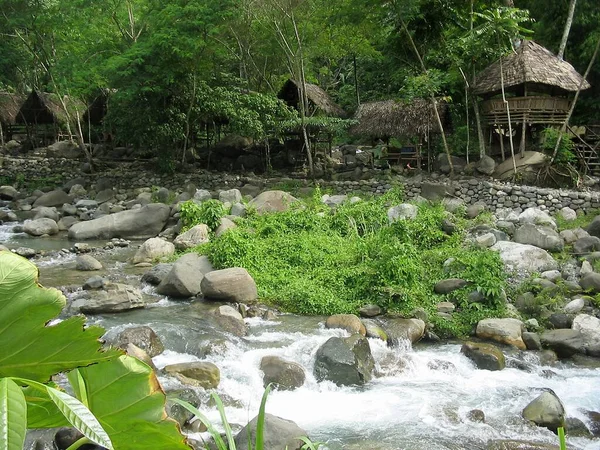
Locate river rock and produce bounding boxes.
[476,318,526,350]
[513,224,563,252]
[314,334,375,386]
[75,283,145,314]
[461,342,505,371]
[518,208,556,229]
[157,253,212,298]
[201,268,257,303]
[572,314,600,356]
[362,319,388,341]
[82,276,105,290]
[260,356,305,390]
[579,272,600,293]
[212,304,247,337]
[68,203,170,240]
[14,247,36,258]
[164,362,220,389]
[540,329,585,358]
[491,241,558,274]
[173,224,210,250]
[0,185,18,200]
[485,440,559,449]
[75,254,103,271]
[564,297,585,314]
[234,413,307,450]
[24,218,59,236]
[325,314,366,336]
[477,155,496,175]
[116,326,165,357]
[387,204,418,222]
[132,237,175,264]
[125,343,156,371]
[434,278,468,294]
[33,189,72,208]
[218,188,242,204]
[584,410,600,436]
[33,206,59,222]
[141,263,173,285]
[215,217,237,237]
[522,332,542,350]
[57,216,79,231]
[522,391,565,432]
[384,318,425,345]
[359,304,382,317]
[585,215,600,238]
[573,236,600,255]
[248,190,298,214]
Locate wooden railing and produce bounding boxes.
[481,96,571,125]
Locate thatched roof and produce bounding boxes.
[473,40,591,95]
[351,99,446,138]
[17,91,86,127]
[278,79,346,118]
[0,92,25,125]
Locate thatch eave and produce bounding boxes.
[0,92,26,125]
[278,79,347,118]
[17,91,86,127]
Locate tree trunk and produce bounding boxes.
[353,54,360,107]
[558,0,577,59]
[499,51,517,176]
[0,123,5,148]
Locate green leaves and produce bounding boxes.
[0,378,27,450]
[0,251,120,382]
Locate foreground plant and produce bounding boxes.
[0,251,190,450]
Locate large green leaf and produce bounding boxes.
[23,384,69,429]
[0,377,27,450]
[0,251,120,382]
[74,356,191,450]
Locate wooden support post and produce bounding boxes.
[498,127,506,161]
[520,121,527,157]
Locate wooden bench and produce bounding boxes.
[384,146,421,168]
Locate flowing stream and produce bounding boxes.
[2,222,599,450]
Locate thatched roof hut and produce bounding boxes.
[473,40,590,96]
[351,99,446,139]
[278,79,346,118]
[0,92,25,125]
[17,91,86,127]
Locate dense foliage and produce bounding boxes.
[194,191,507,337]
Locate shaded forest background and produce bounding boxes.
[0,0,598,166]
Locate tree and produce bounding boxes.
[558,0,577,59]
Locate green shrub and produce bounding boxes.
[180,199,227,231]
[541,127,576,165]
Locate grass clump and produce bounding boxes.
[180,199,228,232]
[193,188,508,337]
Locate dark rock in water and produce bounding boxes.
[547,313,572,329]
[427,359,456,372]
[14,247,36,258]
[522,332,542,350]
[201,267,258,303]
[359,304,382,317]
[584,410,600,436]
[362,319,388,341]
[461,342,505,371]
[82,276,105,290]
[212,304,248,337]
[522,390,565,433]
[467,409,485,423]
[141,263,173,285]
[565,417,592,437]
[116,326,164,357]
[234,413,307,450]
[164,362,220,389]
[485,440,559,449]
[540,329,585,358]
[157,253,211,298]
[314,334,375,386]
[72,283,145,314]
[260,355,305,390]
[325,314,366,336]
[434,278,468,294]
[384,318,425,345]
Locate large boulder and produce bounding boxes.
[476,318,526,350]
[248,190,298,214]
[518,208,556,229]
[132,237,175,264]
[68,203,170,240]
[585,215,600,238]
[115,326,164,357]
[260,356,305,390]
[579,272,600,293]
[212,304,247,337]
[218,188,242,204]
[421,182,453,201]
[314,334,374,386]
[476,155,496,175]
[493,151,547,181]
[513,224,563,252]
[0,185,18,200]
[383,318,425,345]
[201,268,258,303]
[23,218,59,236]
[522,391,565,433]
[325,314,366,336]
[163,362,220,389]
[461,342,505,371]
[75,254,103,271]
[573,236,600,254]
[156,253,213,298]
[234,414,307,450]
[33,206,59,222]
[434,278,468,294]
[33,189,72,207]
[491,241,558,274]
[141,263,173,285]
[173,224,210,251]
[387,204,418,223]
[73,283,145,314]
[572,314,600,356]
[540,329,585,358]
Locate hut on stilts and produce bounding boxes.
[473,40,594,169]
[351,99,447,171]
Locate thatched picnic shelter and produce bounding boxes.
[473,40,590,157]
[17,91,86,144]
[351,99,447,169]
[0,92,25,143]
[278,79,347,118]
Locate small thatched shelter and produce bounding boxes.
[278,79,346,118]
[0,93,25,126]
[17,91,86,144]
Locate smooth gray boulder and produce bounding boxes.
[73,283,145,314]
[212,304,247,337]
[234,414,307,450]
[573,236,600,254]
[156,253,213,298]
[518,208,556,229]
[24,218,59,236]
[201,267,257,303]
[260,356,305,390]
[461,342,505,371]
[68,203,170,240]
[57,216,79,231]
[572,314,600,357]
[248,190,298,214]
[0,185,18,200]
[173,224,209,250]
[579,272,600,293]
[585,215,600,238]
[33,206,59,222]
[132,237,175,264]
[540,329,585,358]
[434,278,468,294]
[33,189,72,207]
[75,254,103,271]
[215,217,237,237]
[476,318,526,350]
[218,188,242,204]
[325,314,366,336]
[115,326,164,357]
[513,224,563,252]
[476,155,496,175]
[384,318,425,345]
[491,241,558,274]
[314,334,375,386]
[522,391,565,433]
[141,263,173,285]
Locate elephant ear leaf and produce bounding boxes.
[0,251,120,382]
[0,378,27,450]
[74,356,191,450]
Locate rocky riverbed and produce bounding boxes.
[1,177,600,450]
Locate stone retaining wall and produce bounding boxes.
[2,156,600,215]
